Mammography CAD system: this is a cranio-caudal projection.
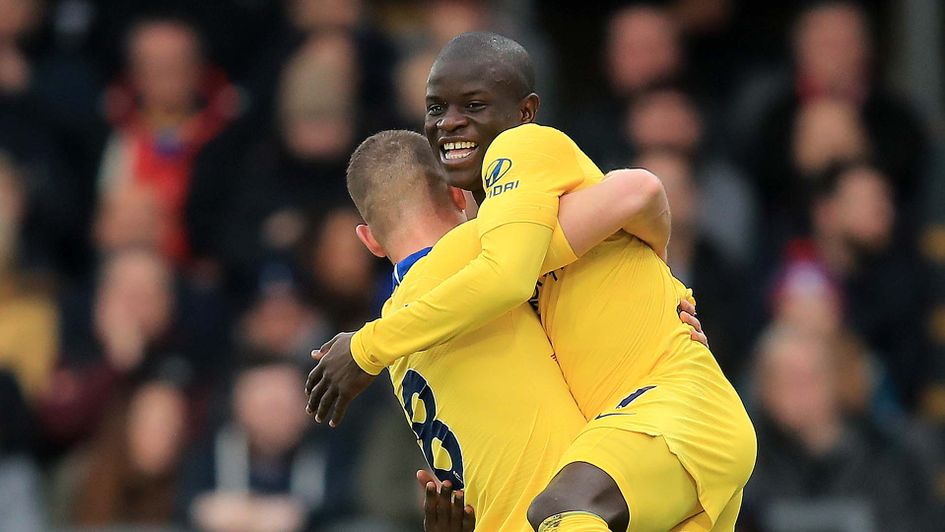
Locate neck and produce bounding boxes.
[385,220,458,264]
[814,231,854,277]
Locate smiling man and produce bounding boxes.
[328,129,694,531]
[308,33,755,531]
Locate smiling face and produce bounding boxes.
[424,57,535,191]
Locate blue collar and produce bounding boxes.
[392,247,432,288]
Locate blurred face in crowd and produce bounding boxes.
[288,0,362,32]
[242,285,320,357]
[794,3,871,94]
[234,363,309,457]
[396,51,437,125]
[427,0,489,47]
[626,89,702,154]
[126,382,187,476]
[815,166,895,254]
[0,0,41,42]
[128,21,202,116]
[95,249,174,343]
[757,329,840,438]
[635,150,698,232]
[311,209,374,297]
[606,6,681,96]
[793,98,869,176]
[279,34,356,161]
[773,261,843,337]
[424,54,536,191]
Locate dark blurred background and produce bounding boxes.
[0,0,943,530]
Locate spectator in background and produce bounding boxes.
[571,5,685,166]
[606,5,683,99]
[70,378,189,527]
[618,85,756,263]
[0,0,42,96]
[785,162,926,407]
[0,371,45,531]
[187,34,363,301]
[41,247,225,448]
[242,0,395,137]
[0,154,58,402]
[97,14,238,268]
[636,149,755,378]
[302,208,381,331]
[0,0,89,276]
[422,0,489,49]
[177,355,359,531]
[741,0,927,239]
[237,263,330,367]
[743,326,937,532]
[767,253,900,421]
[393,48,436,129]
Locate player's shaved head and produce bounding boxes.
[433,32,535,99]
[424,32,540,191]
[347,130,457,243]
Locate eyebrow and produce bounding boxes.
[425,88,489,101]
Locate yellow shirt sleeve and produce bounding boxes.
[350,124,585,375]
[541,219,579,274]
[352,221,553,374]
[477,124,586,234]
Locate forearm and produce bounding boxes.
[558,169,671,259]
[621,188,671,262]
[351,221,553,374]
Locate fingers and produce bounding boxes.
[678,298,696,316]
[436,481,453,525]
[691,328,709,348]
[309,334,339,362]
[319,333,343,354]
[679,310,701,331]
[328,393,351,428]
[423,481,438,528]
[462,504,476,532]
[306,378,328,416]
[314,387,338,424]
[678,309,709,348]
[304,364,323,396]
[417,470,440,491]
[450,490,465,526]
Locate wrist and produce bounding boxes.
[350,329,384,375]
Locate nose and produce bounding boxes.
[437,107,468,132]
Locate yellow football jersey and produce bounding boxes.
[385,220,585,532]
[481,123,756,525]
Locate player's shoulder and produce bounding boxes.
[491,123,577,152]
[432,219,481,258]
[397,221,480,293]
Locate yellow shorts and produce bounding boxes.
[555,426,700,532]
[554,401,749,532]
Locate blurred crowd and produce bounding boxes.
[0,0,943,530]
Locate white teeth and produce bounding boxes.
[443,141,477,150]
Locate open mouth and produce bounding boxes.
[440,141,479,163]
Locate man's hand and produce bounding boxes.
[305,332,376,427]
[678,299,708,348]
[421,477,476,532]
